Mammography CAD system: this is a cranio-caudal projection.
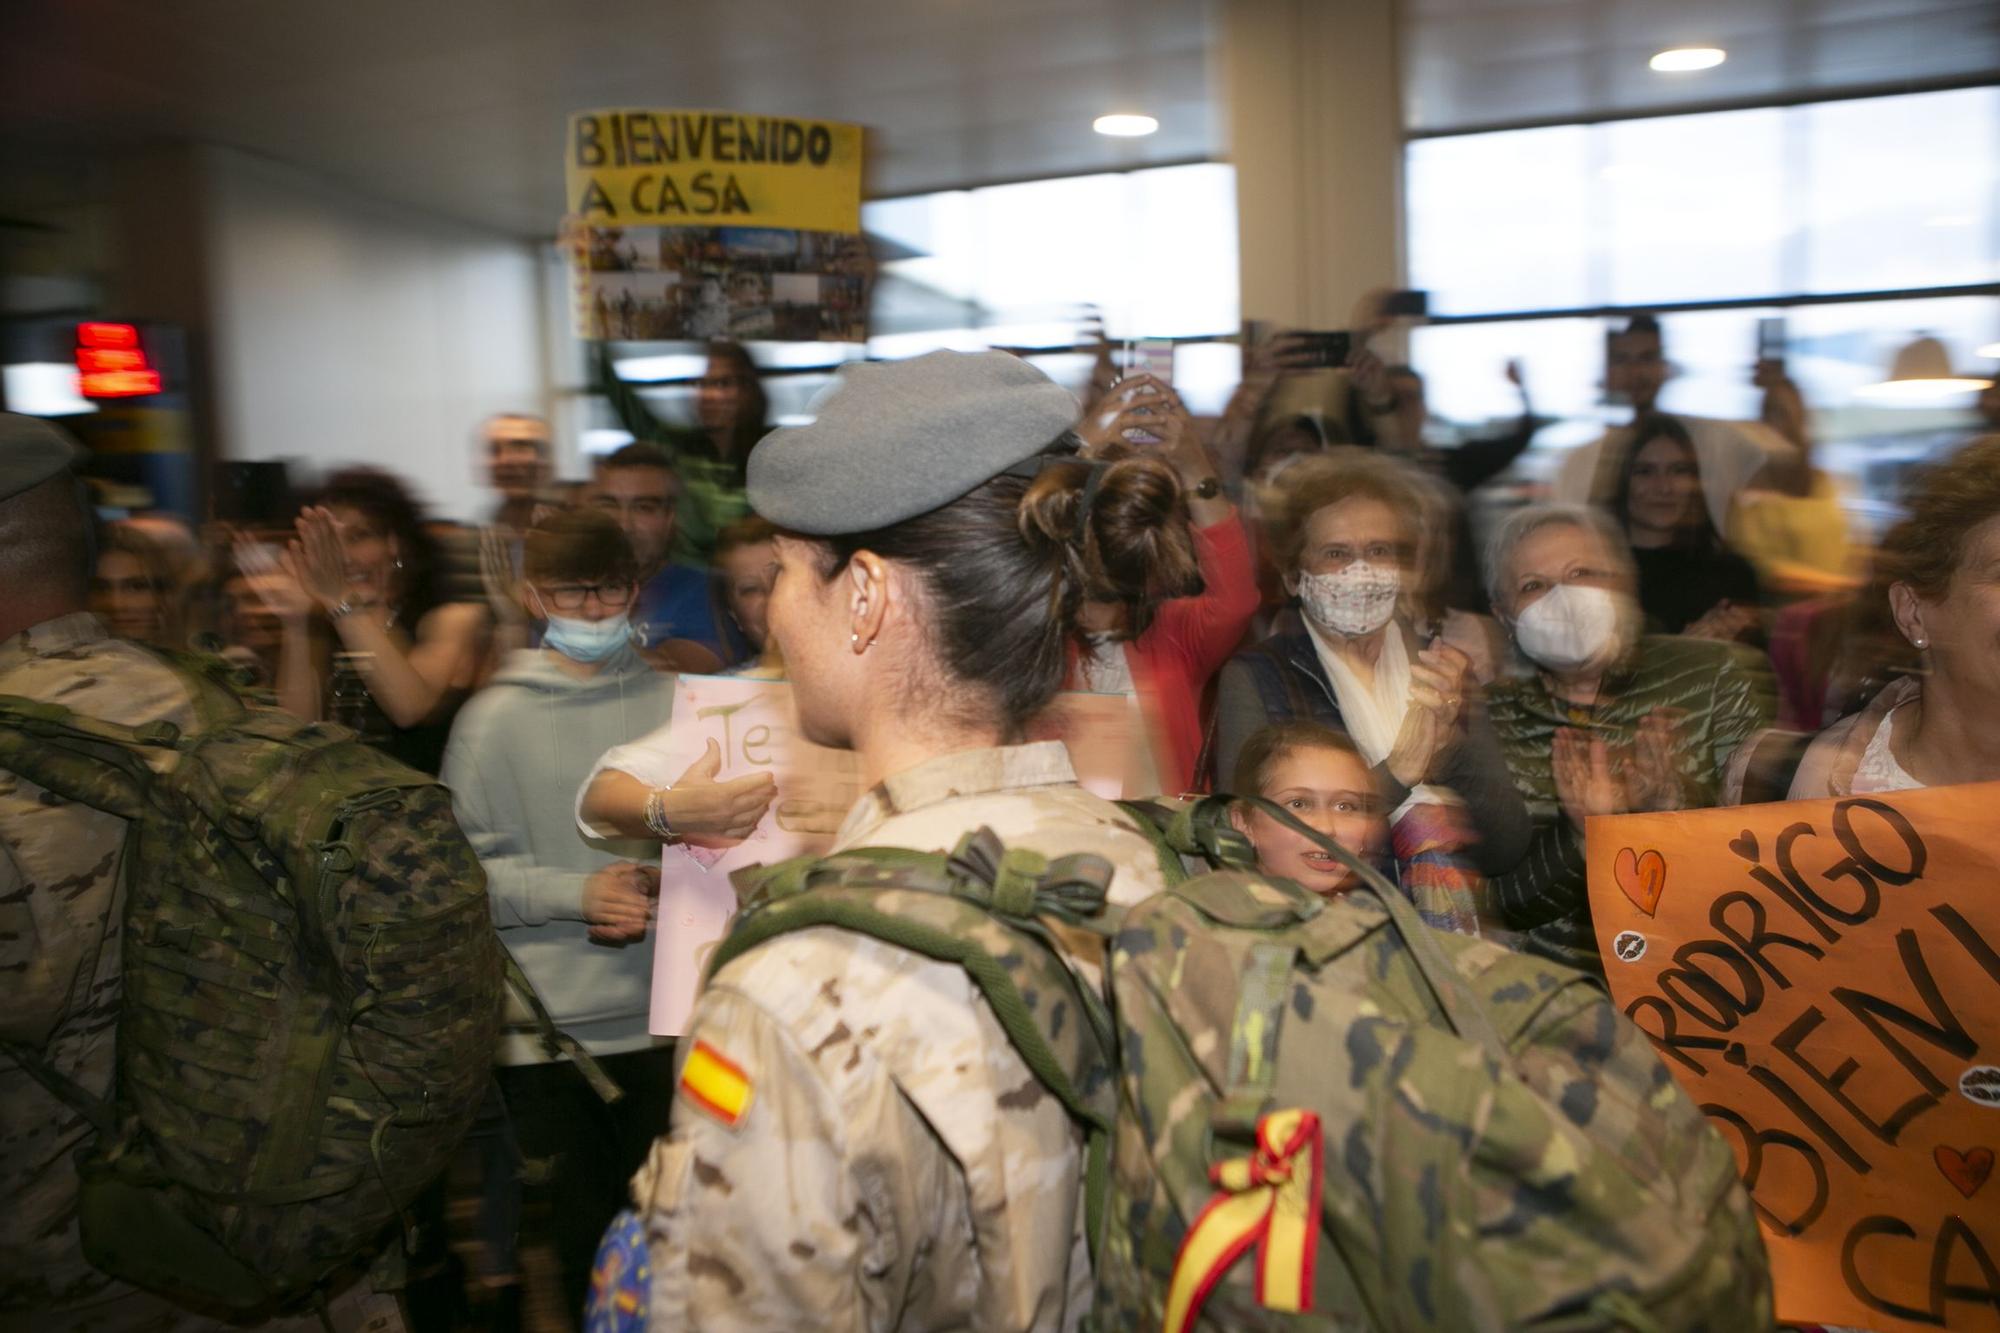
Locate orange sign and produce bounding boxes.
[1587,783,2000,1332]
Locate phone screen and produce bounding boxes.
[1135,338,1175,385]
[1757,316,1787,362]
[1383,289,1429,319]
[1297,330,1352,368]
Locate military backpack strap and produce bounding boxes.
[710,835,1118,1134]
[0,1039,116,1137]
[0,693,181,819]
[1188,793,1508,1061]
[1208,941,1298,1141]
[1112,799,1192,888]
[142,646,252,734]
[500,951,624,1104]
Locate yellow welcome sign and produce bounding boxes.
[566,108,863,234]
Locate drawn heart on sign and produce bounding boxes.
[1613,847,1668,917]
[1935,1145,1994,1199]
[1728,830,1759,862]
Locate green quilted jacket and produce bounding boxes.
[1485,635,1776,975]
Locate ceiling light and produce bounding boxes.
[1650,47,1726,72]
[1093,114,1159,138]
[1978,341,2000,360]
[1853,335,1992,404]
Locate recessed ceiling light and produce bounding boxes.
[1650,47,1726,72]
[1093,114,1159,138]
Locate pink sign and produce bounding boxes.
[633,676,1153,1034]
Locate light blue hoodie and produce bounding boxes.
[441,641,674,1061]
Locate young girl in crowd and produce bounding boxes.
[91,522,185,649]
[1227,721,1389,897]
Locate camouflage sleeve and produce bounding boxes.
[0,797,103,1048]
[632,982,954,1332]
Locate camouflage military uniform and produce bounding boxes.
[1,613,198,1325]
[0,615,398,1333]
[628,741,1170,1332]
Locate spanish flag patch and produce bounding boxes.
[680,1039,752,1130]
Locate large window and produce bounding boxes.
[864,162,1240,348]
[1409,87,2000,317]
[1405,86,1999,485]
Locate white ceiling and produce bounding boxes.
[0,0,1219,238]
[2,0,1994,242]
[1403,0,2000,131]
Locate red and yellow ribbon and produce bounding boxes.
[1162,1108,1325,1333]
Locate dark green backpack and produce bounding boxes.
[0,660,506,1316]
[714,796,1771,1333]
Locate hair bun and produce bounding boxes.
[1018,449,1203,637]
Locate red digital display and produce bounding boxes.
[76,322,163,398]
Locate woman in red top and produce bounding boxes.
[1070,373,1261,793]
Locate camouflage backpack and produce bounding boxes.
[0,657,506,1316]
[714,795,1770,1333]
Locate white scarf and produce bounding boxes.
[1303,617,1455,818]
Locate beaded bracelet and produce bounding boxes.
[643,786,674,840]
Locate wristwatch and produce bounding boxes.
[1191,476,1222,501]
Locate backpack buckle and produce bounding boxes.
[946,829,1112,924]
[142,920,195,951]
[1208,1088,1271,1145]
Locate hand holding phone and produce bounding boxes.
[1079,373,1184,453]
[1291,330,1352,369]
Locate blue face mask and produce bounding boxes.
[539,607,634,663]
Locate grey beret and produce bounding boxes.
[0,412,84,504]
[747,350,1080,534]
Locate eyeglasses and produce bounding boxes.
[1308,541,1410,570]
[534,582,636,612]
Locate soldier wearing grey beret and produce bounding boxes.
[0,412,86,505]
[747,350,1087,535]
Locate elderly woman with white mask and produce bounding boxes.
[1212,452,1530,931]
[1483,503,1775,975]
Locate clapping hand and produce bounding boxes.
[1385,642,1473,789]
[1627,708,1689,813]
[233,536,314,625]
[479,526,528,628]
[1552,726,1629,833]
[282,506,358,615]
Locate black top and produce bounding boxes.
[1630,544,1763,635]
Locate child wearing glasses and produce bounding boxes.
[439,507,773,1317]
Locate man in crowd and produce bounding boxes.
[585,442,727,667]
[1552,315,1797,528]
[480,413,555,536]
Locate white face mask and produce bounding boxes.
[1297,562,1401,637]
[1512,583,1633,672]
